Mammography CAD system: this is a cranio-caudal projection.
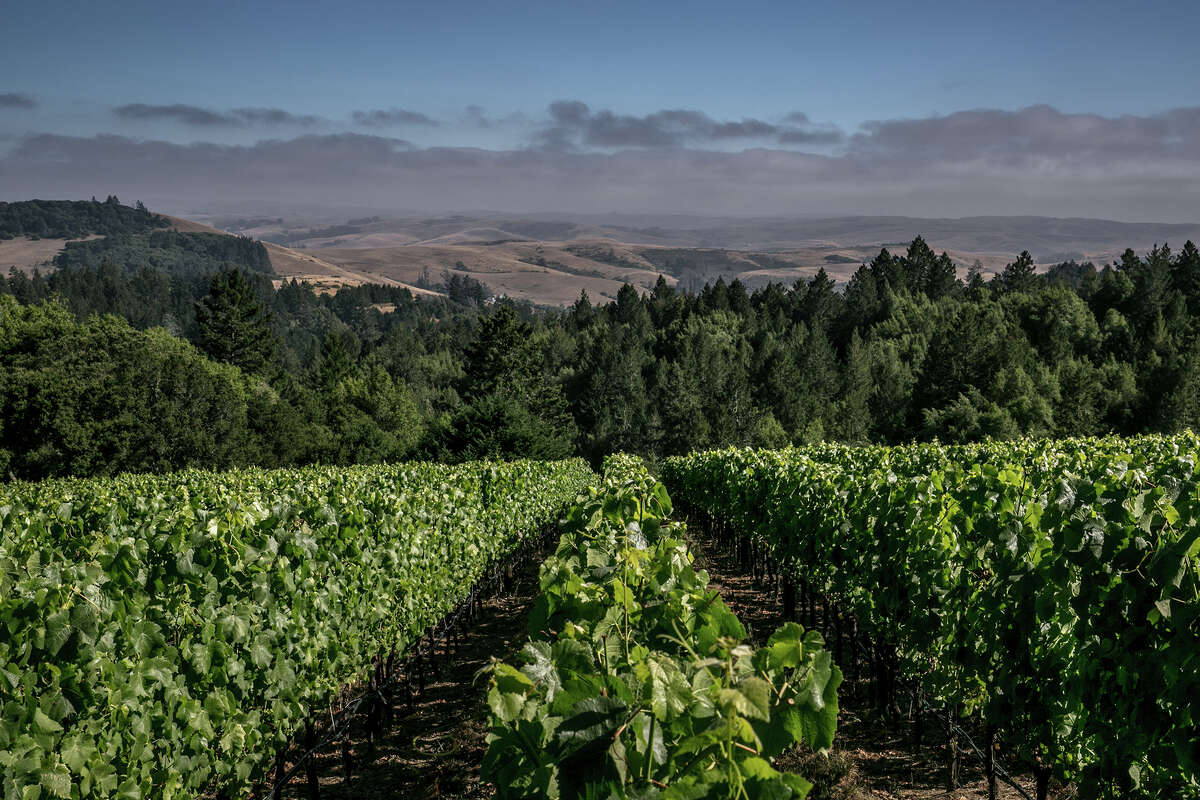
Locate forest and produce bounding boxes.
[0,196,168,239]
[2,200,1200,480]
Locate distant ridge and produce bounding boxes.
[186,210,1200,306]
[200,211,1200,259]
[4,201,1199,307]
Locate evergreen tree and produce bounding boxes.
[837,331,873,442]
[965,260,987,298]
[317,329,354,389]
[727,279,751,316]
[451,305,576,459]
[867,247,902,290]
[462,306,537,398]
[1172,241,1200,312]
[796,326,839,439]
[572,289,594,328]
[648,275,683,329]
[1000,251,1038,293]
[924,252,958,299]
[194,269,277,374]
[838,263,882,339]
[904,236,938,294]
[613,283,649,329]
[654,359,709,456]
[799,268,840,329]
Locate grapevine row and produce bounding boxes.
[0,458,593,799]
[663,436,1200,799]
[482,454,841,798]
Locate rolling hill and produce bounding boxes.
[6,201,1200,307]
[188,211,1200,305]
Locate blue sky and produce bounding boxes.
[2,0,1199,219]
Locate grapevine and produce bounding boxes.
[664,436,1200,799]
[0,459,593,799]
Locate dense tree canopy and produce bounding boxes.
[0,197,168,240]
[54,230,272,276]
[4,206,1200,479]
[0,296,251,478]
[195,268,277,374]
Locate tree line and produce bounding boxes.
[4,228,1200,480]
[0,197,167,240]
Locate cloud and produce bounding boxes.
[114,103,233,125]
[230,107,323,126]
[351,108,440,127]
[0,93,37,110]
[3,105,1200,222]
[534,101,844,150]
[461,104,531,129]
[848,104,1200,164]
[778,128,845,145]
[114,103,324,127]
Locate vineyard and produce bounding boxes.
[664,435,1200,799]
[482,455,839,797]
[2,438,1199,799]
[0,460,592,799]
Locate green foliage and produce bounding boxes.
[483,455,840,798]
[445,306,577,461]
[0,457,593,799]
[0,297,252,479]
[0,198,168,240]
[665,437,1200,799]
[54,231,272,276]
[0,296,432,480]
[8,203,1200,478]
[195,269,278,374]
[1000,250,1038,293]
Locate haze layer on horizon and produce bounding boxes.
[2,0,1199,222]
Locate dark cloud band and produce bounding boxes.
[534,101,844,150]
[113,103,323,127]
[849,104,1200,163]
[351,108,440,128]
[114,103,232,125]
[0,93,38,110]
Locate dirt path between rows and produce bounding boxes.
[273,555,544,800]
[684,524,1049,800]
[277,523,1053,800]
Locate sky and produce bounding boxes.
[1,0,1199,220]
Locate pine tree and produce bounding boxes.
[573,288,594,324]
[904,236,938,293]
[965,260,986,296]
[452,305,577,459]
[462,306,535,399]
[867,247,901,290]
[317,330,353,389]
[614,283,648,328]
[648,275,682,329]
[800,268,839,327]
[194,269,277,374]
[1172,240,1200,313]
[1000,251,1038,293]
[924,252,958,299]
[837,331,873,442]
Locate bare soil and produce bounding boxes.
[0,234,101,274]
[684,528,1050,800]
[269,557,543,800]
[273,526,1056,799]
